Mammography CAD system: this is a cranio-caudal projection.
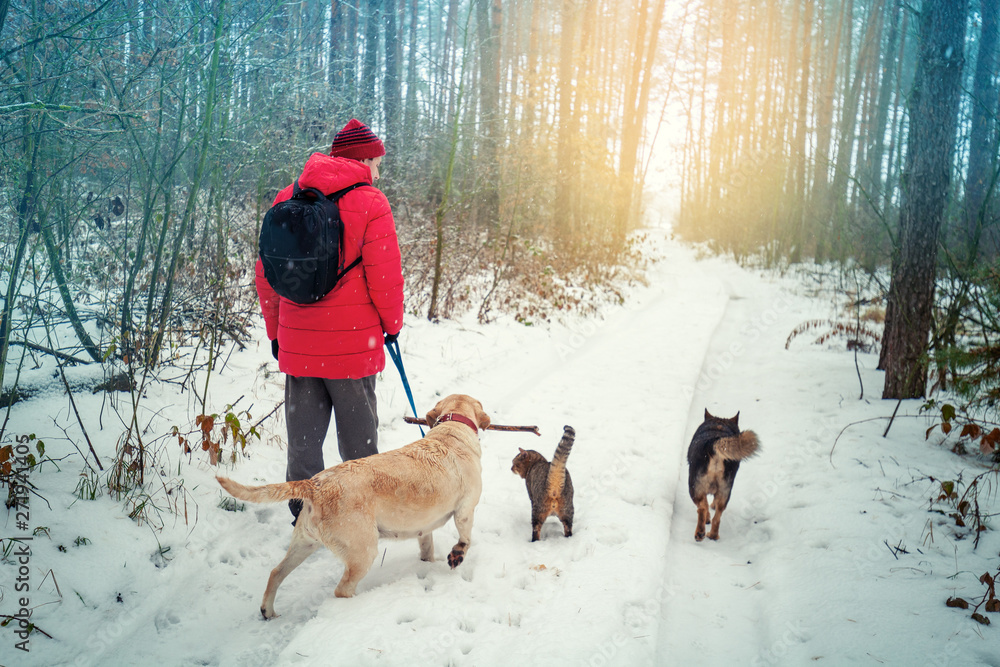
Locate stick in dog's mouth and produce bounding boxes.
[403,416,541,436]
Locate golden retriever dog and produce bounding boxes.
[217,394,491,619]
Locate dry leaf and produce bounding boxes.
[197,415,215,434]
[960,423,981,440]
[946,597,969,609]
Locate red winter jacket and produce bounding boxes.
[255,153,404,379]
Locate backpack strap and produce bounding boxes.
[332,255,364,285]
[292,179,330,201]
[331,182,369,199]
[291,180,367,200]
[283,180,368,281]
[328,182,369,282]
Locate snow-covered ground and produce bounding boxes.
[2,224,998,666]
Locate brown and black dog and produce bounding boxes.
[686,410,759,541]
[217,394,490,618]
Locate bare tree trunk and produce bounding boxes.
[790,0,814,258]
[521,0,542,141]
[384,0,402,150]
[810,0,845,260]
[428,7,472,322]
[362,0,381,119]
[881,5,910,218]
[0,0,9,37]
[826,0,883,260]
[403,0,418,143]
[862,0,901,206]
[0,117,44,389]
[963,0,999,258]
[882,0,967,399]
[346,0,359,110]
[329,0,344,95]
[554,0,579,239]
[475,0,501,228]
[150,0,227,366]
[617,0,666,245]
[39,210,102,362]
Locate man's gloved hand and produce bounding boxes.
[271,339,279,360]
[384,332,399,346]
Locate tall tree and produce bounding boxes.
[362,0,381,118]
[384,0,402,151]
[520,0,542,142]
[617,0,666,242]
[475,0,501,227]
[554,0,579,238]
[881,0,968,399]
[789,0,815,256]
[403,0,419,143]
[825,0,883,259]
[963,0,1000,256]
[861,0,902,206]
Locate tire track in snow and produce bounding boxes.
[654,268,800,665]
[272,229,734,666]
[464,230,733,665]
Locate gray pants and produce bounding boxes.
[284,374,379,487]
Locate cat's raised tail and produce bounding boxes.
[547,425,576,500]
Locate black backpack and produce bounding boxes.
[259,180,367,304]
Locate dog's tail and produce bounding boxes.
[546,425,576,499]
[216,476,315,504]
[714,430,760,461]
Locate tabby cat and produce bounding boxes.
[511,425,575,542]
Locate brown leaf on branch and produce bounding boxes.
[960,423,981,440]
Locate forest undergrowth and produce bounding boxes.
[0,194,653,535]
[752,250,1000,626]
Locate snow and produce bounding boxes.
[2,225,999,667]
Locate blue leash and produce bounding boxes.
[386,339,424,436]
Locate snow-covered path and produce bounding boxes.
[8,226,1000,667]
[263,229,732,666]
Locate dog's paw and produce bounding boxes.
[707,532,720,541]
[448,550,464,568]
[694,530,705,542]
[260,607,278,620]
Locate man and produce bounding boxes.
[255,118,404,523]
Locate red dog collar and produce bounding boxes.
[437,413,478,434]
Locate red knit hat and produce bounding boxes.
[329,118,385,160]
